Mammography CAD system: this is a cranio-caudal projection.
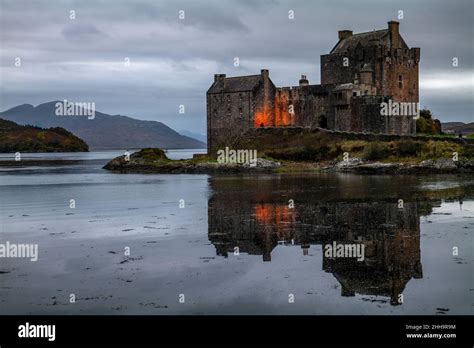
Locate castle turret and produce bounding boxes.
[359,64,373,85]
[299,75,309,86]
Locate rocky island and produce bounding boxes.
[103,137,474,175]
[103,148,281,174]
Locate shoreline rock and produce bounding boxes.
[324,158,474,174]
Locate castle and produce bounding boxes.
[207,21,420,154]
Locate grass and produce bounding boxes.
[417,133,456,138]
[131,131,474,171]
[265,138,470,164]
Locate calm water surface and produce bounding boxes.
[0,150,472,314]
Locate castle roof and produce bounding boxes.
[330,29,388,54]
[208,74,262,94]
[277,84,332,94]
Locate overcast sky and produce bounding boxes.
[0,0,472,135]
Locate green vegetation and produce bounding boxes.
[261,137,471,164]
[241,128,473,165]
[131,148,215,165]
[266,144,340,161]
[394,140,424,157]
[136,148,169,161]
[363,142,391,161]
[416,109,442,135]
[417,133,456,138]
[0,118,88,152]
[419,140,463,159]
[358,140,465,162]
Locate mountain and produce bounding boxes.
[0,102,206,150]
[441,122,474,135]
[179,129,207,143]
[0,118,88,152]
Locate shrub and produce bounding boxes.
[421,140,462,159]
[461,145,474,159]
[363,142,391,161]
[266,144,333,161]
[416,109,442,135]
[340,140,367,153]
[137,148,168,160]
[394,140,423,157]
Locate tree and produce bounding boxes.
[416,108,441,135]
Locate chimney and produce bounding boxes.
[338,30,353,40]
[214,74,226,83]
[261,69,269,79]
[388,21,400,48]
[299,75,309,86]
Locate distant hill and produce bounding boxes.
[441,122,474,135]
[0,102,206,150]
[179,129,207,143]
[0,118,88,152]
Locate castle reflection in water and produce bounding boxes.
[207,176,424,306]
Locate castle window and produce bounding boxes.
[353,92,357,97]
[239,108,243,115]
[239,94,243,101]
[398,75,403,89]
[227,95,231,102]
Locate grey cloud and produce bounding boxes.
[0,0,473,135]
[61,24,109,41]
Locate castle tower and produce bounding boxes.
[359,64,373,85]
